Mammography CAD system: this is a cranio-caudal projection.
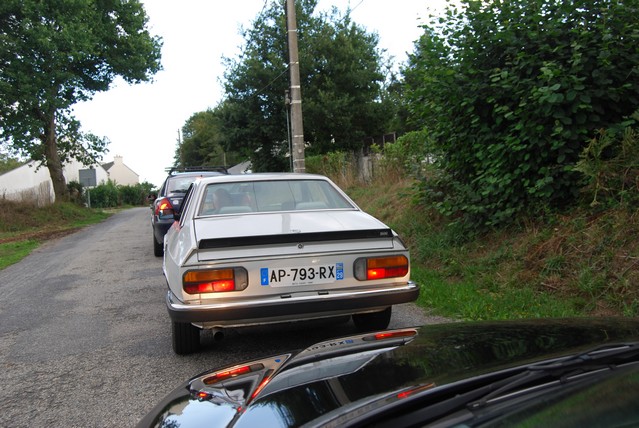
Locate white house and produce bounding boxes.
[0,158,109,205]
[101,155,139,186]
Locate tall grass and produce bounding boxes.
[375,186,637,319]
[340,173,638,320]
[0,199,110,235]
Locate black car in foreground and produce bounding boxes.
[137,317,639,427]
[151,167,227,256]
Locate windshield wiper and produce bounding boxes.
[371,342,639,428]
[468,342,639,410]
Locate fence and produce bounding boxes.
[1,181,54,207]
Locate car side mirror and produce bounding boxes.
[174,212,181,222]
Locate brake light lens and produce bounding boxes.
[363,329,418,341]
[354,255,409,281]
[203,363,265,385]
[397,383,436,399]
[183,268,248,294]
[155,197,175,218]
[373,330,417,340]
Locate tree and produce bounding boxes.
[174,108,244,168]
[0,0,162,200]
[0,147,23,174]
[404,0,639,228]
[219,0,389,171]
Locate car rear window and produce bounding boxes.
[168,177,198,194]
[167,173,223,194]
[198,179,355,215]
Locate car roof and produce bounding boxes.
[168,171,226,177]
[192,172,332,185]
[163,171,225,182]
[167,166,228,175]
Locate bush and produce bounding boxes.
[371,129,435,181]
[86,180,155,208]
[306,137,435,189]
[574,115,639,209]
[88,180,120,208]
[118,182,155,206]
[405,0,639,230]
[67,180,85,205]
[305,152,359,188]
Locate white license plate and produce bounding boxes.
[261,263,344,287]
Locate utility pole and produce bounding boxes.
[177,128,183,167]
[285,0,305,173]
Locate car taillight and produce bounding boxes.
[183,268,248,294]
[397,383,436,400]
[354,255,409,281]
[155,197,175,217]
[202,363,265,385]
[363,329,418,341]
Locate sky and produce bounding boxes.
[72,1,444,188]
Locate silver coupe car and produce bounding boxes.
[163,173,419,354]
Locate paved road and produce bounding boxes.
[0,207,447,427]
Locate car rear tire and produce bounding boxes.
[352,307,392,332]
[153,234,163,257]
[172,321,200,355]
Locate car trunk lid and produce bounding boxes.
[194,210,396,261]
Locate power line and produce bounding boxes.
[254,65,290,96]
[350,0,365,14]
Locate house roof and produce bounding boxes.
[227,161,252,174]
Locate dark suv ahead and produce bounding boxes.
[151,167,228,256]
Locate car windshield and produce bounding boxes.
[198,179,355,216]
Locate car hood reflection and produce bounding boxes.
[137,318,639,428]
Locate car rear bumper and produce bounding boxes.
[166,282,419,326]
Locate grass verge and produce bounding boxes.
[0,240,40,270]
[412,267,581,320]
[0,200,112,269]
[346,178,639,320]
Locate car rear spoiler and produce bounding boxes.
[198,228,394,250]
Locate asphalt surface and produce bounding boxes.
[0,207,449,427]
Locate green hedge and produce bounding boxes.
[68,180,155,208]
